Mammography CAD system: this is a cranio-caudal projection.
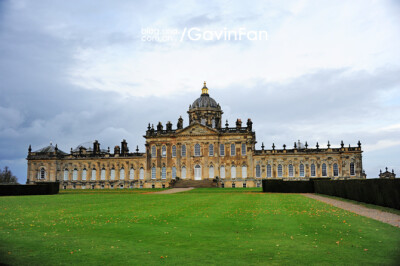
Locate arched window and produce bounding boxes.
[128,167,133,180]
[110,168,115,180]
[40,168,46,179]
[181,145,186,157]
[256,165,261,178]
[242,165,247,178]
[231,144,236,156]
[278,164,283,177]
[267,164,272,177]
[350,162,355,176]
[63,168,69,181]
[300,164,305,177]
[151,146,156,158]
[91,168,96,180]
[162,145,166,157]
[172,167,177,179]
[288,164,294,177]
[181,166,186,179]
[209,144,214,156]
[101,168,106,180]
[322,163,327,177]
[209,165,214,178]
[82,168,87,181]
[120,167,125,180]
[220,144,225,156]
[72,168,78,181]
[139,167,144,179]
[333,163,339,177]
[220,165,225,179]
[311,164,316,177]
[161,166,166,179]
[194,165,201,180]
[172,145,176,157]
[151,166,156,179]
[241,143,246,155]
[231,165,236,179]
[194,144,201,156]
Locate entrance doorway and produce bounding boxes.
[194,165,202,180]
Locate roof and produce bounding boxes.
[190,94,219,109]
[33,143,67,154]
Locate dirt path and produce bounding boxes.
[151,188,195,194]
[303,194,400,227]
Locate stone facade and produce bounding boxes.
[26,83,365,189]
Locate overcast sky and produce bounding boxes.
[1,0,399,183]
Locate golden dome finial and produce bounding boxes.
[202,81,208,95]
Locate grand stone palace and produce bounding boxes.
[26,82,365,189]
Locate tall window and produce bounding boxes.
[231,143,236,156]
[161,145,166,157]
[120,167,125,180]
[40,168,46,179]
[209,144,214,156]
[181,145,186,157]
[139,167,144,179]
[211,119,215,128]
[82,168,87,181]
[151,146,156,158]
[195,144,201,156]
[350,162,355,176]
[172,167,177,179]
[73,168,78,181]
[209,165,214,178]
[311,164,316,177]
[278,164,283,177]
[288,164,294,177]
[181,166,186,179]
[231,165,236,179]
[201,118,206,125]
[151,167,156,179]
[161,166,166,179]
[300,164,305,177]
[242,165,247,178]
[110,168,115,180]
[333,163,339,177]
[101,168,106,180]
[322,163,327,177]
[91,168,96,180]
[63,169,69,181]
[241,143,246,156]
[220,144,225,156]
[220,165,225,179]
[256,165,261,178]
[267,164,272,177]
[172,145,176,157]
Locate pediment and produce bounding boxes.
[176,122,219,136]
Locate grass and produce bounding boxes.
[0,189,399,265]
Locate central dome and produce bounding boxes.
[189,82,220,110]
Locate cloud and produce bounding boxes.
[0,0,399,182]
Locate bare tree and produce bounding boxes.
[0,166,19,184]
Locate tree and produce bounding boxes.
[0,166,19,184]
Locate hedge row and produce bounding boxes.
[0,182,60,196]
[262,179,400,210]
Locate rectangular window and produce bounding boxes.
[241,143,246,156]
[209,144,214,156]
[220,144,225,156]
[231,144,236,156]
[172,145,176,157]
[181,145,186,157]
[267,164,272,177]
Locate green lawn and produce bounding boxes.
[1,189,399,265]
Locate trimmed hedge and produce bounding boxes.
[0,182,60,196]
[262,179,314,193]
[314,179,400,210]
[262,179,400,210]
